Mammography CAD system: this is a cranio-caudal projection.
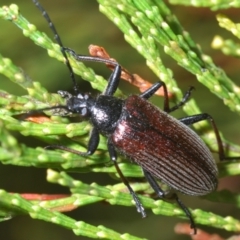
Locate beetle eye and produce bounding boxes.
[77,93,84,99]
[81,107,88,116]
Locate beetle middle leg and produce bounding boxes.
[107,140,146,218]
[167,86,195,113]
[179,113,240,160]
[139,81,194,113]
[142,169,196,234]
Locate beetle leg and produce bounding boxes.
[142,169,164,198]
[139,81,172,112]
[167,86,195,113]
[63,47,121,96]
[45,127,99,156]
[107,140,147,218]
[179,113,240,161]
[103,64,121,96]
[171,193,197,235]
[142,169,196,234]
[140,83,194,114]
[140,81,166,99]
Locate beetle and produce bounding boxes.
[32,0,239,235]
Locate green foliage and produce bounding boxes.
[0,0,240,239]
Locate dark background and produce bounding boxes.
[0,1,240,240]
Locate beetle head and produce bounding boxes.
[58,90,94,117]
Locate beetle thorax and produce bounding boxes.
[90,95,124,135]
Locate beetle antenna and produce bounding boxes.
[27,105,68,115]
[62,47,121,66]
[32,0,80,94]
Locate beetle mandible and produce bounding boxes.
[32,0,239,234]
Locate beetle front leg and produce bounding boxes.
[103,64,121,96]
[107,140,146,218]
[63,47,121,96]
[45,127,99,156]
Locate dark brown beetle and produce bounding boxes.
[32,0,238,234]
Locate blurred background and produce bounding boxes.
[0,0,240,239]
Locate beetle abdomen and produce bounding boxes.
[111,95,218,196]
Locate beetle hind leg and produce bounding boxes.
[143,169,197,234]
[172,193,197,235]
[179,113,240,161]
